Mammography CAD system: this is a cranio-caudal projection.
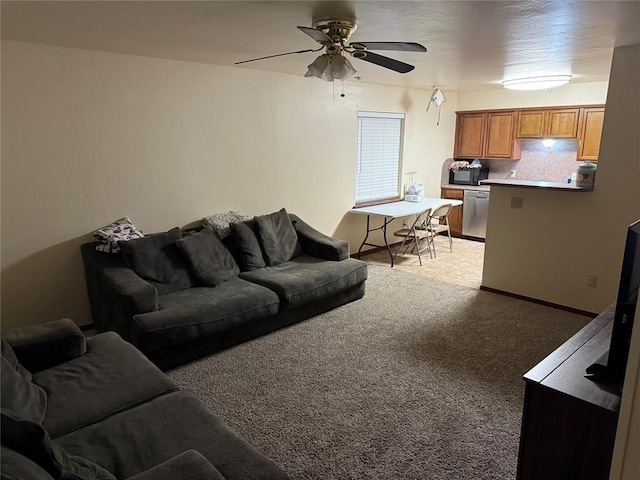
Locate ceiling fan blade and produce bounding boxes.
[235,47,321,65]
[297,26,333,44]
[352,51,415,74]
[349,42,427,52]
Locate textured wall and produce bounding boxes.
[0,40,456,328]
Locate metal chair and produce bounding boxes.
[392,207,433,266]
[424,203,453,258]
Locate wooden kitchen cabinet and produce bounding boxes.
[454,113,486,158]
[454,111,520,160]
[516,110,546,138]
[578,107,605,161]
[485,111,520,158]
[547,108,580,138]
[440,188,464,237]
[516,107,580,139]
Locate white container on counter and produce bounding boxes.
[576,161,597,188]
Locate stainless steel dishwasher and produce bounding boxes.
[462,190,490,239]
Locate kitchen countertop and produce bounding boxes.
[480,179,594,192]
[440,184,491,192]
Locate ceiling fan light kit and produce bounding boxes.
[502,75,572,90]
[305,51,357,81]
[235,15,426,82]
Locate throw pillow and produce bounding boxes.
[176,228,240,287]
[254,208,303,266]
[0,356,46,425]
[93,217,144,254]
[118,227,195,295]
[202,211,250,239]
[230,220,266,271]
[1,412,116,480]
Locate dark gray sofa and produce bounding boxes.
[1,319,289,479]
[81,211,367,370]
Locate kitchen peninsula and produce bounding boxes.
[481,179,594,192]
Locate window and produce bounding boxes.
[355,111,405,205]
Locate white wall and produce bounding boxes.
[0,40,456,328]
[482,44,640,314]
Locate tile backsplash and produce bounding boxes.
[442,139,585,185]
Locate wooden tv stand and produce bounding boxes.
[517,305,622,480]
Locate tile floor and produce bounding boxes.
[357,234,486,289]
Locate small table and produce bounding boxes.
[350,198,462,266]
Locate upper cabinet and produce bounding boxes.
[456,105,605,162]
[516,108,580,139]
[454,111,521,160]
[577,107,605,161]
[455,113,486,158]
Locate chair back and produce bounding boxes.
[410,207,432,230]
[431,203,453,219]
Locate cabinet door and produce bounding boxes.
[454,113,486,158]
[578,107,605,161]
[517,110,546,138]
[547,108,580,138]
[441,188,464,237]
[485,112,518,158]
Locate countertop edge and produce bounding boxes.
[480,179,594,192]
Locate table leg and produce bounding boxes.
[356,215,371,259]
[356,215,395,267]
[382,218,394,267]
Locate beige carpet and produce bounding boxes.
[168,265,590,480]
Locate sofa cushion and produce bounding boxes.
[230,220,266,271]
[32,332,178,438]
[55,390,289,480]
[130,277,280,353]
[1,445,57,480]
[1,356,46,425]
[254,208,303,266]
[119,227,195,295]
[1,412,116,480]
[176,228,240,287]
[1,338,32,381]
[127,450,226,480]
[239,255,368,309]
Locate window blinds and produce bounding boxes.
[355,111,405,205]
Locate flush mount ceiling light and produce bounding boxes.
[502,75,572,90]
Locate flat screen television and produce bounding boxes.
[586,218,640,386]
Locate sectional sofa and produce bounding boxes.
[1,318,289,479]
[81,210,368,370]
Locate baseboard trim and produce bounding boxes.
[79,323,95,332]
[479,286,598,318]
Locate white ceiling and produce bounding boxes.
[2,1,640,92]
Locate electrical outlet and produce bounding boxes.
[510,170,517,178]
[510,197,523,209]
[587,275,598,288]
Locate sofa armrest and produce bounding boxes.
[289,214,349,261]
[1,319,86,373]
[102,267,158,314]
[126,450,225,480]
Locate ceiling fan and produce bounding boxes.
[235,15,427,82]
